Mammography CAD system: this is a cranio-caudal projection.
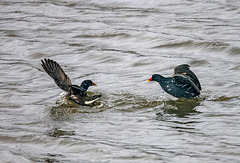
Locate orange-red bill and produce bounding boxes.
[147,77,152,82]
[92,82,97,86]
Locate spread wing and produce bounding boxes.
[41,58,72,92]
[174,64,201,90]
[173,74,200,95]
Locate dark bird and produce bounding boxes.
[147,64,201,98]
[41,58,101,106]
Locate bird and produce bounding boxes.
[41,58,101,106]
[147,64,201,98]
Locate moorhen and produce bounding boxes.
[148,64,201,98]
[41,58,101,106]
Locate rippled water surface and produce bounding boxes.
[1,0,240,162]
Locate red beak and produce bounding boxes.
[92,82,97,86]
[147,77,152,82]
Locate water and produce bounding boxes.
[1,0,240,162]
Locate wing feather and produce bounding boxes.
[41,58,72,92]
[70,85,86,96]
[174,64,201,90]
[173,74,200,94]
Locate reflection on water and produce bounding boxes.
[161,98,201,118]
[47,128,75,138]
[49,106,77,121]
[209,95,239,102]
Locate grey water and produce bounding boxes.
[0,0,240,162]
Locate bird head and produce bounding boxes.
[147,74,162,82]
[81,80,97,90]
